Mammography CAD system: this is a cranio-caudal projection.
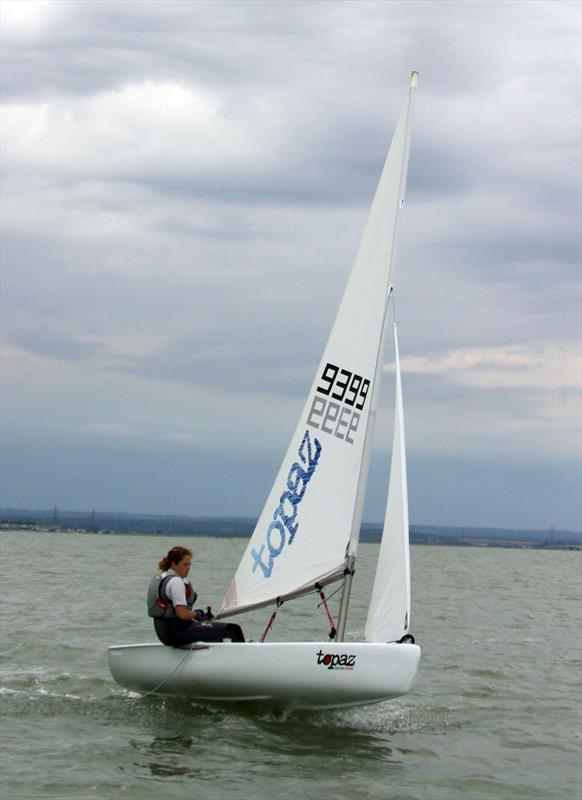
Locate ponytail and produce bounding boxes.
[158,546,193,571]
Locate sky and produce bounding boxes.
[1,0,580,531]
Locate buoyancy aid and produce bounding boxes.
[147,569,197,618]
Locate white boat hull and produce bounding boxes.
[108,641,420,709]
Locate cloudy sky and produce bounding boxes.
[1,0,580,531]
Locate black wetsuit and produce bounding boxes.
[154,617,245,647]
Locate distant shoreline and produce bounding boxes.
[1,514,580,552]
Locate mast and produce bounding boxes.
[336,71,418,642]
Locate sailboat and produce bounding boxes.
[109,72,421,710]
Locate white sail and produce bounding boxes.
[365,324,410,643]
[218,74,418,618]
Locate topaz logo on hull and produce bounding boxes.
[316,650,356,670]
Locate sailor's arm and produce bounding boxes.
[174,605,205,622]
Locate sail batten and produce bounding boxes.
[217,77,417,621]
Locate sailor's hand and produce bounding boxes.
[193,609,206,621]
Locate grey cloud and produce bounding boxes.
[10,328,106,362]
[1,0,580,528]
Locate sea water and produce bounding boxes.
[0,530,580,800]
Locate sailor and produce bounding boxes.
[148,546,244,646]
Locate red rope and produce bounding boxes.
[259,610,277,643]
[318,589,337,640]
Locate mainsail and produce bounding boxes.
[365,324,411,643]
[218,73,418,618]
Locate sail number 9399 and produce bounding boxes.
[306,362,370,445]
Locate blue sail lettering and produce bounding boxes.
[251,430,322,579]
[251,544,271,578]
[273,491,299,541]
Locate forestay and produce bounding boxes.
[218,75,418,619]
[365,324,411,643]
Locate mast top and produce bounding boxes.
[409,71,419,89]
